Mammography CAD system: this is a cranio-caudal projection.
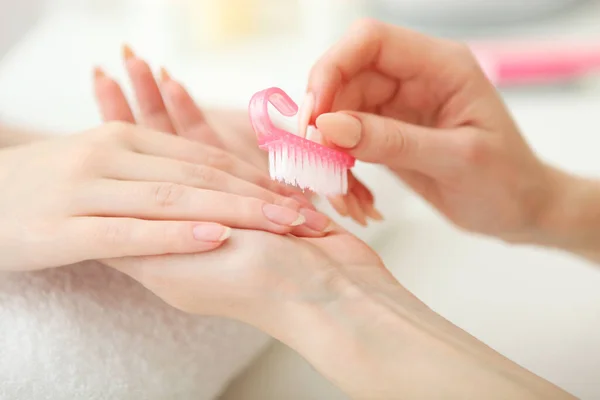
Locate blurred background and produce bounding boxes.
[2,0,600,399]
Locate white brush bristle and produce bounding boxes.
[268,144,348,196]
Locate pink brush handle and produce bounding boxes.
[248,87,297,146]
[248,87,355,167]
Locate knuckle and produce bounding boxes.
[383,119,408,155]
[65,141,108,176]
[459,134,491,166]
[450,41,474,59]
[153,183,186,208]
[273,195,297,210]
[239,197,262,222]
[182,163,218,186]
[445,41,481,73]
[205,150,233,172]
[98,220,129,244]
[102,120,135,140]
[162,223,193,253]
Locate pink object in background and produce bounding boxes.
[471,41,600,86]
[249,87,355,195]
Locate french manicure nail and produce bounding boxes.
[300,208,334,232]
[316,113,362,148]
[122,44,135,61]
[159,67,171,83]
[328,195,349,217]
[262,203,305,226]
[93,66,106,79]
[193,223,231,241]
[365,205,384,221]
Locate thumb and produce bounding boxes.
[315,111,461,176]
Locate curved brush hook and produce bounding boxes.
[248,87,298,147]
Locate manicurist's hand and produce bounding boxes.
[305,20,600,260]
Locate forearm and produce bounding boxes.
[537,168,600,263]
[274,271,574,399]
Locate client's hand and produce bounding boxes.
[0,121,333,271]
[94,45,302,195]
[106,223,385,327]
[105,222,572,400]
[94,46,379,226]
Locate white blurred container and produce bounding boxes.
[373,0,586,27]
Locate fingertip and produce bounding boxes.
[316,112,362,149]
[122,43,135,61]
[346,194,368,226]
[93,66,106,80]
[328,195,349,217]
[365,203,384,221]
[192,223,232,242]
[218,226,232,241]
[159,66,171,83]
[290,225,327,238]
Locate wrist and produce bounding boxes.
[535,167,600,262]
[273,265,573,399]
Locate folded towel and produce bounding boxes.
[0,261,271,400]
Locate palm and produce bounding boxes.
[109,228,383,320]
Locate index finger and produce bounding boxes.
[307,20,455,116]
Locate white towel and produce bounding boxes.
[0,261,271,400]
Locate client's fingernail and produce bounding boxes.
[316,113,362,148]
[297,92,315,138]
[365,205,384,221]
[306,126,324,145]
[347,195,367,226]
[159,67,171,83]
[262,203,305,226]
[122,44,135,61]
[328,195,349,217]
[93,66,106,79]
[300,208,334,232]
[193,223,231,241]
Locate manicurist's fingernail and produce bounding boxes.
[262,203,305,226]
[193,223,231,241]
[316,112,362,148]
[297,92,315,138]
